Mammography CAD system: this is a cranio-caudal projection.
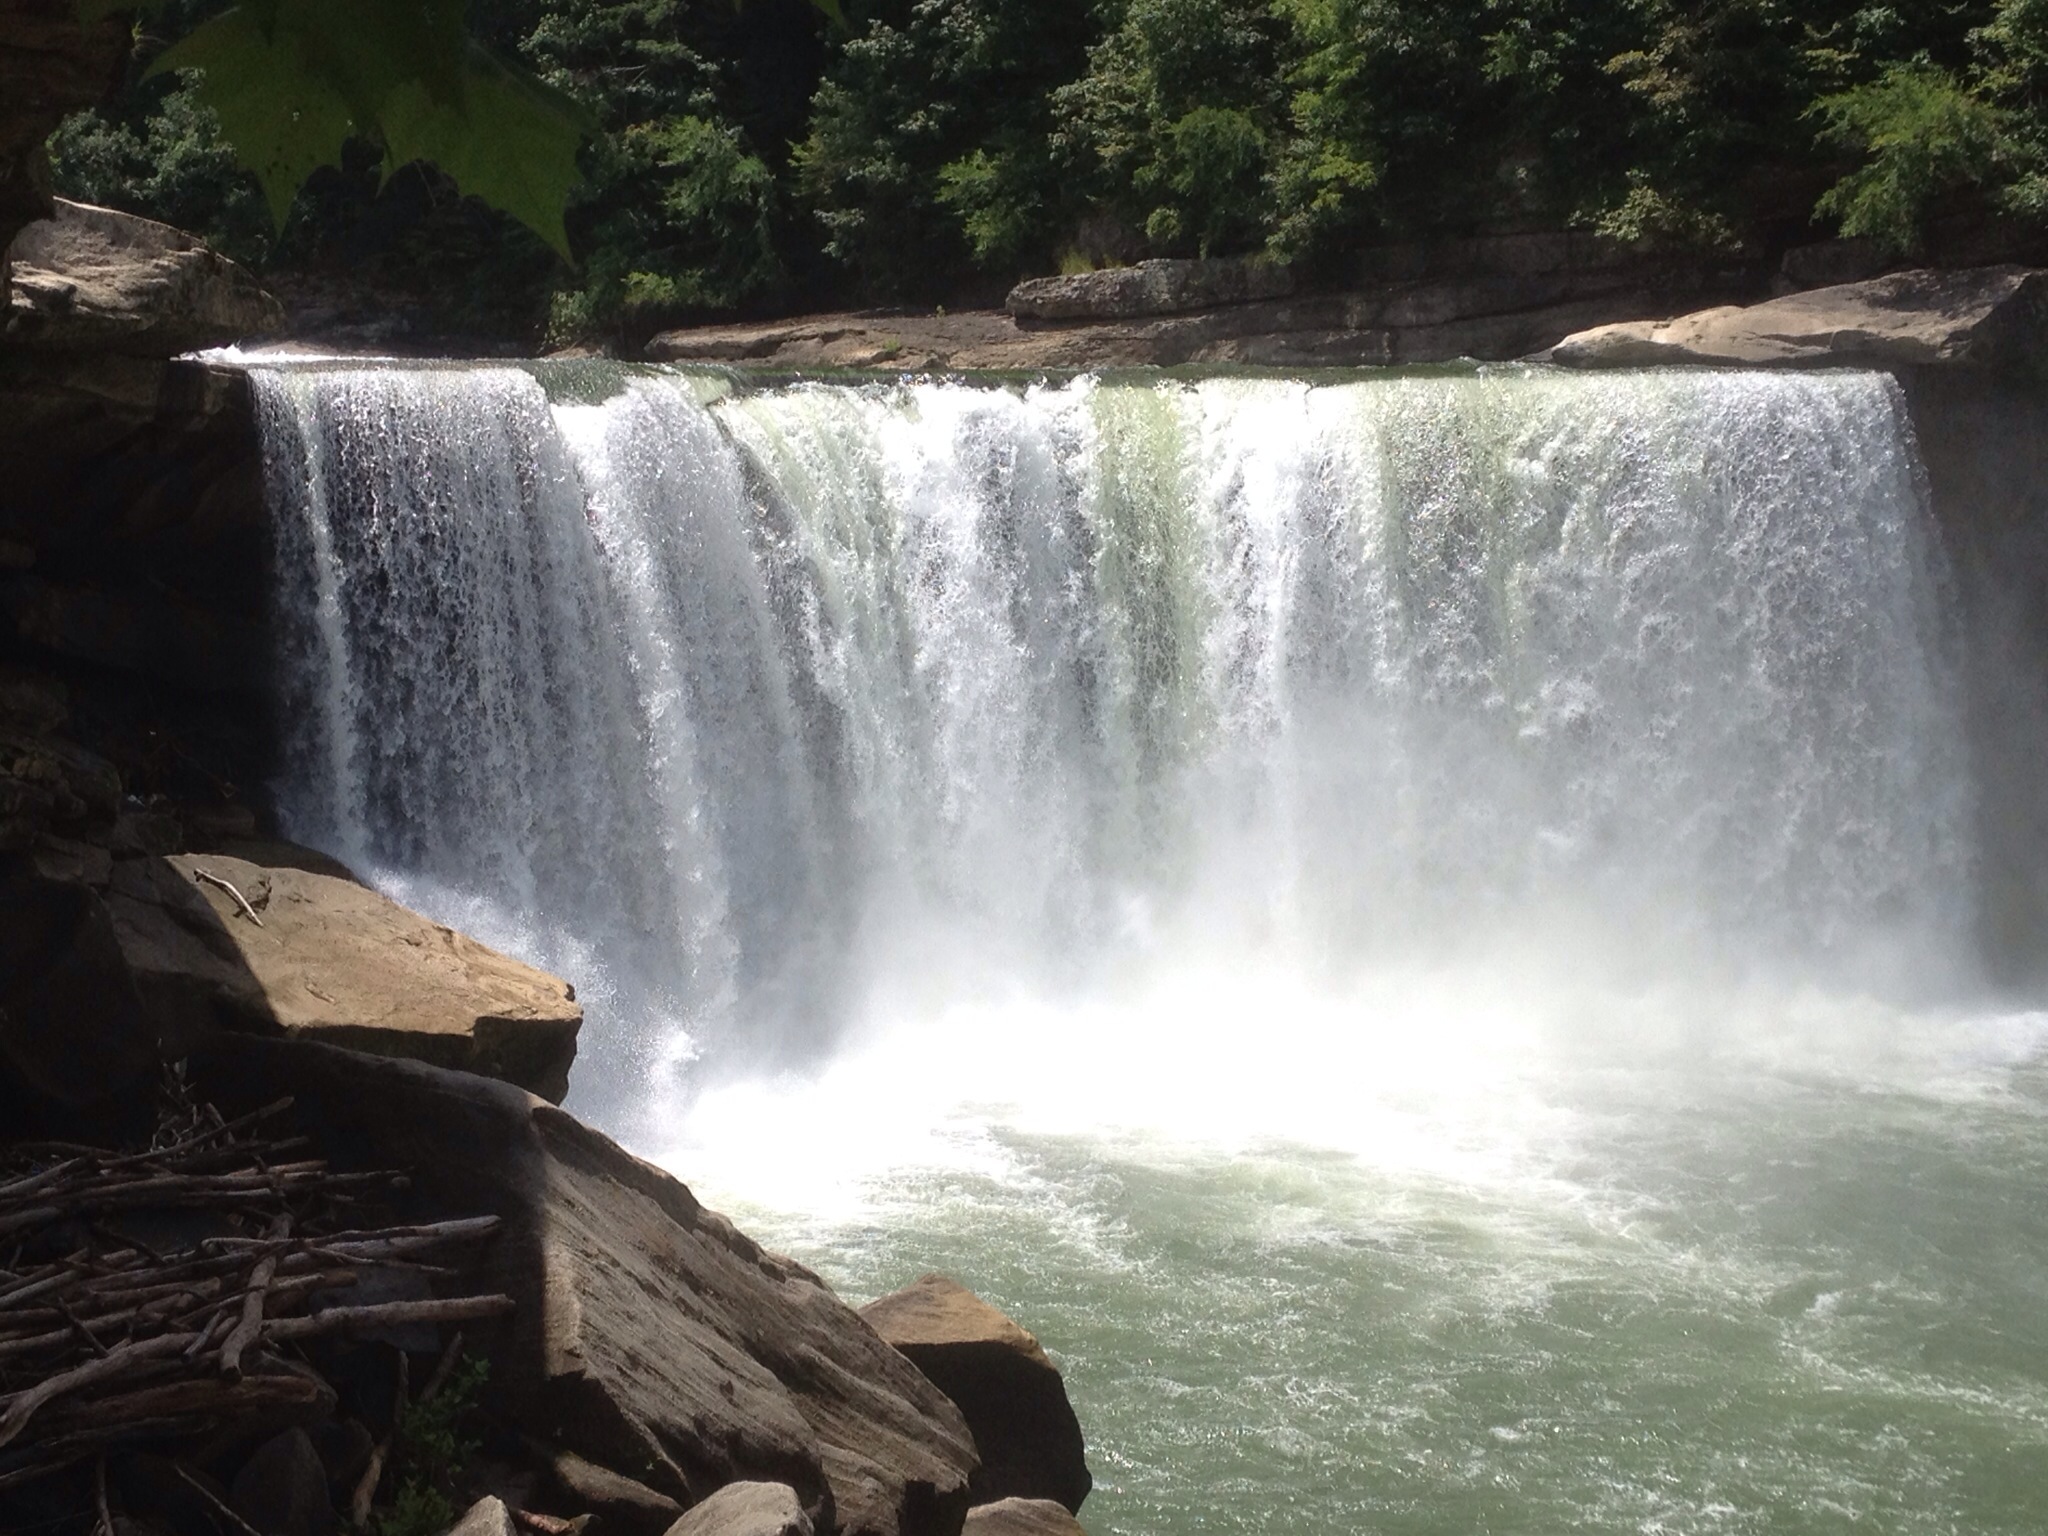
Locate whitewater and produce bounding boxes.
[250,362,2048,1534]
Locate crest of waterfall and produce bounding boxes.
[251,362,1974,1118]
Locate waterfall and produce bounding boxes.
[251,362,1976,1124]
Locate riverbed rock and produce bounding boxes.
[860,1276,1090,1514]
[1548,266,2048,375]
[961,1500,1087,1536]
[189,1037,980,1536]
[664,1481,814,1536]
[1007,256,1294,322]
[538,1444,685,1536]
[104,852,582,1100]
[446,1496,519,1536]
[5,198,284,354]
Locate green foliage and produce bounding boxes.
[47,73,273,266]
[53,0,2048,328]
[797,0,1095,296]
[371,1482,456,1536]
[369,1355,490,1536]
[1814,62,2005,251]
[1052,0,1288,258]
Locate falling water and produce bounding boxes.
[251,362,2048,1534]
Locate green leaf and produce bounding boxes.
[146,7,356,228]
[378,43,593,262]
[139,1,591,257]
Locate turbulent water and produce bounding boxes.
[252,362,2048,1534]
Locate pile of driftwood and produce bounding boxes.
[0,1074,514,1526]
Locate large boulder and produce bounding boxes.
[859,1277,1089,1515]
[664,1482,813,1536]
[189,1038,980,1536]
[4,198,284,355]
[1007,256,1294,322]
[105,852,582,1101]
[961,1501,1087,1536]
[1548,266,2048,376]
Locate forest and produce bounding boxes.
[47,0,2048,345]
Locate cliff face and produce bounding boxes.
[1898,371,2048,984]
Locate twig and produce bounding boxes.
[263,1294,514,1345]
[94,1454,111,1536]
[220,1216,288,1380]
[0,1332,201,1447]
[191,867,265,926]
[350,1349,409,1528]
[174,1461,266,1536]
[417,1329,465,1407]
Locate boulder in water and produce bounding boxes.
[860,1275,1091,1514]
[190,1037,980,1536]
[1547,265,2048,375]
[105,851,581,1101]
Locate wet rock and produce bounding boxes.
[664,1482,813,1536]
[1548,266,2048,375]
[446,1495,520,1536]
[106,852,581,1099]
[539,1443,685,1536]
[961,1499,1088,1536]
[230,1427,338,1536]
[191,1038,980,1536]
[860,1276,1090,1513]
[4,199,283,355]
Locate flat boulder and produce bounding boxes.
[860,1276,1090,1514]
[664,1482,813,1536]
[190,1038,979,1536]
[5,198,283,355]
[961,1500,1087,1536]
[105,852,580,1101]
[1548,265,2048,376]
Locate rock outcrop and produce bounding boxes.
[860,1276,1090,1515]
[6,198,285,354]
[104,851,583,1102]
[961,1500,1088,1536]
[1007,256,1294,322]
[649,231,1753,371]
[664,1481,815,1536]
[191,1037,981,1536]
[1548,266,2048,376]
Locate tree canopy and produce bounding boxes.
[52,0,2048,345]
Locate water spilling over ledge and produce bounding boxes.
[245,361,2048,1535]
[254,364,1974,1104]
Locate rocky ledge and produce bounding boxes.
[1548,265,2048,375]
